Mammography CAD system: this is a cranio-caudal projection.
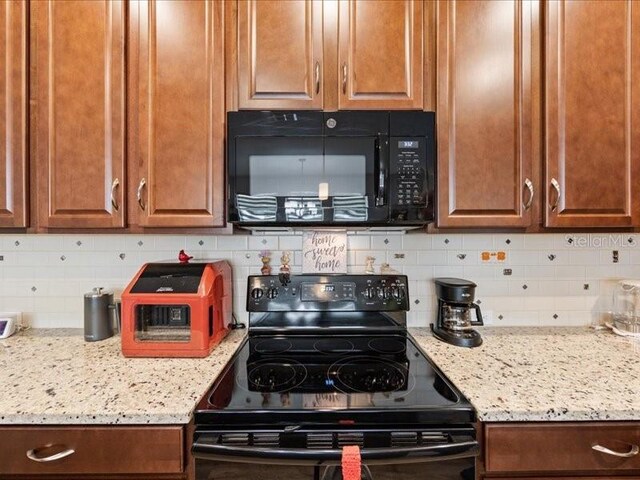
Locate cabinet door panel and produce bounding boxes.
[437,0,534,227]
[338,0,423,110]
[134,0,225,227]
[238,0,323,110]
[0,426,183,475]
[34,0,125,228]
[0,1,27,228]
[545,0,639,227]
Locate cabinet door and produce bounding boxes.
[237,0,323,110]
[545,0,639,227]
[133,0,225,227]
[0,1,27,228]
[338,0,423,110]
[34,0,125,229]
[437,0,535,228]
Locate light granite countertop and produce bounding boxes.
[410,326,640,422]
[0,328,246,425]
[1,326,638,425]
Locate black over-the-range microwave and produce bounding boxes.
[226,110,435,229]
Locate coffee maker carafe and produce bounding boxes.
[432,278,483,348]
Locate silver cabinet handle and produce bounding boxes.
[137,178,146,211]
[592,443,640,458]
[550,178,561,212]
[27,445,75,463]
[110,178,120,212]
[342,63,347,94]
[523,178,534,210]
[314,61,320,95]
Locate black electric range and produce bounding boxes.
[193,274,478,480]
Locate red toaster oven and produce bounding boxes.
[121,261,233,357]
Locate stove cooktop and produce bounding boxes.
[194,333,475,426]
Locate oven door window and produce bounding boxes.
[231,136,385,223]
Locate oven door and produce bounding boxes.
[193,428,478,480]
[195,458,474,480]
[229,136,388,226]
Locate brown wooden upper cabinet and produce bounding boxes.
[232,0,425,111]
[436,0,537,228]
[236,0,323,110]
[545,0,639,228]
[33,0,126,229]
[0,1,28,228]
[130,0,225,227]
[338,0,424,110]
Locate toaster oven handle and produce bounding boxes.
[192,436,479,465]
[375,137,386,207]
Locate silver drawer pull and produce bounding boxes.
[523,177,534,210]
[27,445,75,463]
[550,178,561,212]
[137,178,147,210]
[111,178,120,211]
[592,443,639,458]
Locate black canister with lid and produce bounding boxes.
[84,287,118,342]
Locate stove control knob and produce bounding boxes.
[391,286,404,300]
[364,287,376,300]
[382,287,392,300]
[250,288,264,300]
[266,287,279,299]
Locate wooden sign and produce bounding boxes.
[302,231,347,273]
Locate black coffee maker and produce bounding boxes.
[431,278,483,348]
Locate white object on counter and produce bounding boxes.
[0,317,17,339]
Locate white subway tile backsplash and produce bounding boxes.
[278,235,303,251]
[371,235,403,250]
[347,235,371,251]
[93,235,127,251]
[462,235,494,250]
[416,251,448,266]
[217,235,248,251]
[431,234,463,250]
[0,232,632,329]
[401,233,431,250]
[186,236,216,251]
[355,250,386,266]
[248,235,278,251]
[524,234,556,249]
[493,234,525,250]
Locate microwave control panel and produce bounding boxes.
[389,137,427,207]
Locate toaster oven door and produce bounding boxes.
[134,304,192,343]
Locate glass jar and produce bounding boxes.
[612,279,640,333]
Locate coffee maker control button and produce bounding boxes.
[250,288,264,300]
[266,288,279,299]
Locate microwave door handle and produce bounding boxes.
[375,138,386,207]
[192,438,479,465]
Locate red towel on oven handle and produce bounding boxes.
[341,445,361,480]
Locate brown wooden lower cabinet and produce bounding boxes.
[0,426,186,479]
[481,422,640,479]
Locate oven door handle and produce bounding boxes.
[192,437,479,465]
